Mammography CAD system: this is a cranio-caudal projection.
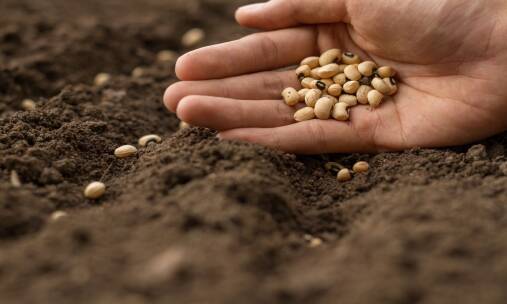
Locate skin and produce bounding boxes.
[164,0,507,154]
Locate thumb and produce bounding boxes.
[235,0,349,30]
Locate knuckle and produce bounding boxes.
[257,33,280,66]
[350,113,380,150]
[306,121,329,150]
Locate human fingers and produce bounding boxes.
[175,26,316,80]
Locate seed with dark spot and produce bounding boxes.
[316,81,326,90]
[298,74,305,81]
[344,52,354,57]
[359,76,371,85]
[389,77,397,85]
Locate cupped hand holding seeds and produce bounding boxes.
[164,0,507,154]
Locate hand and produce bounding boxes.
[164,0,507,154]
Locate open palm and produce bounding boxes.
[164,0,507,154]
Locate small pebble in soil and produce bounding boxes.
[10,170,22,187]
[114,145,138,158]
[156,50,178,63]
[139,134,162,147]
[352,161,370,173]
[50,210,68,221]
[21,99,36,111]
[337,168,352,182]
[179,121,190,130]
[181,28,205,48]
[84,182,106,199]
[466,144,487,161]
[94,73,111,86]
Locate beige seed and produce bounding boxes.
[344,65,362,81]
[21,99,36,111]
[311,80,327,91]
[338,94,358,107]
[309,237,323,248]
[319,48,342,66]
[332,102,349,121]
[94,73,111,86]
[317,63,340,78]
[10,170,21,187]
[377,66,396,78]
[300,56,320,69]
[327,84,342,97]
[358,61,377,77]
[294,107,316,122]
[298,88,310,102]
[156,50,178,63]
[181,28,205,47]
[296,65,311,78]
[179,121,190,129]
[333,73,347,85]
[343,81,360,94]
[323,94,338,104]
[84,182,106,199]
[305,89,322,107]
[282,87,300,106]
[132,67,146,78]
[384,77,398,95]
[337,168,352,182]
[310,68,321,79]
[139,134,162,147]
[371,77,391,95]
[338,64,348,73]
[50,210,68,221]
[319,79,334,91]
[352,161,370,173]
[356,85,373,104]
[367,90,384,108]
[314,97,335,120]
[114,145,138,158]
[301,77,314,89]
[342,52,361,64]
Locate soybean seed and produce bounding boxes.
[182,28,205,47]
[356,85,373,104]
[157,50,178,63]
[296,65,311,78]
[305,89,322,107]
[384,77,398,95]
[301,77,314,89]
[300,56,320,69]
[21,99,36,111]
[342,52,361,65]
[317,63,341,78]
[353,161,370,173]
[332,102,349,121]
[282,87,300,106]
[367,90,384,108]
[139,134,162,147]
[314,96,335,120]
[319,48,342,66]
[327,84,342,97]
[343,81,360,94]
[376,66,396,78]
[337,168,352,182]
[84,182,106,199]
[94,73,111,86]
[358,61,377,77]
[344,65,362,81]
[338,94,358,107]
[333,73,347,85]
[114,145,138,158]
[371,77,391,95]
[298,88,310,102]
[294,107,316,122]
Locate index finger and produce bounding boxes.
[175,27,317,81]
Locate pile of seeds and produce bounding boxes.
[282,49,398,122]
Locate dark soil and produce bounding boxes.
[1,1,507,303]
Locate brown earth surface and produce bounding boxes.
[1,1,507,303]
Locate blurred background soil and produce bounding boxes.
[1,0,507,303]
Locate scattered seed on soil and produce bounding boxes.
[179,121,190,129]
[337,168,352,182]
[294,107,316,122]
[10,170,21,187]
[21,99,36,111]
[94,73,111,86]
[139,134,162,147]
[132,67,146,78]
[181,28,205,47]
[114,145,138,158]
[50,211,68,221]
[156,50,178,63]
[353,161,370,173]
[84,182,106,199]
[282,87,300,106]
[309,237,323,248]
